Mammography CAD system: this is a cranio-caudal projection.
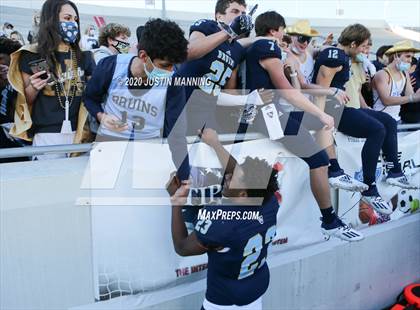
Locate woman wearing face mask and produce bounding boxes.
[7,0,95,159]
[372,40,420,122]
[93,23,131,64]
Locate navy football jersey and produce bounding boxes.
[312,47,351,90]
[245,39,282,91]
[178,19,245,99]
[195,195,279,306]
[177,19,245,133]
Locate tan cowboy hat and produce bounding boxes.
[286,20,319,37]
[385,40,420,55]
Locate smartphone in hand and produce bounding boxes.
[114,111,128,128]
[28,59,49,80]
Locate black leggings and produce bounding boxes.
[326,104,401,185]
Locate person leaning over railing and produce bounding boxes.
[7,0,95,160]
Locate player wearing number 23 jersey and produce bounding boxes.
[177,19,245,132]
[170,128,280,309]
[195,196,278,307]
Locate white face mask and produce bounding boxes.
[144,57,173,80]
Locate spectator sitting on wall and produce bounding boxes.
[93,23,131,64]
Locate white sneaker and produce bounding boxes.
[321,217,364,242]
[329,170,369,192]
[386,172,419,190]
[361,194,393,215]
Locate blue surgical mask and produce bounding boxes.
[144,57,173,80]
[355,53,365,63]
[396,60,410,72]
[59,21,79,44]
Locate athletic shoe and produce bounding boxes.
[361,185,392,215]
[321,217,364,242]
[376,212,391,224]
[385,172,419,190]
[328,169,369,192]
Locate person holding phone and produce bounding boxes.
[8,0,95,159]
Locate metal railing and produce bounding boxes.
[0,133,266,159]
[1,123,419,160]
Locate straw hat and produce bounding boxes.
[385,40,420,55]
[286,20,319,37]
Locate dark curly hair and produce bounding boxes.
[255,11,286,37]
[240,157,279,204]
[139,19,188,64]
[215,0,247,15]
[98,23,131,47]
[0,37,22,55]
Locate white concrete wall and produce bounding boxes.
[1,156,419,310]
[73,214,420,310]
[0,158,95,310]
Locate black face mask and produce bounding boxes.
[297,35,311,44]
[112,39,130,54]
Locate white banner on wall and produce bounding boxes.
[80,138,324,301]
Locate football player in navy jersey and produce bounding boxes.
[178,0,263,135]
[169,128,279,310]
[283,20,369,192]
[243,11,363,242]
[84,19,190,181]
[313,24,418,215]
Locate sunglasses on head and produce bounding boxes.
[297,35,311,44]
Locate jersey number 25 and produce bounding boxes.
[199,60,233,96]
